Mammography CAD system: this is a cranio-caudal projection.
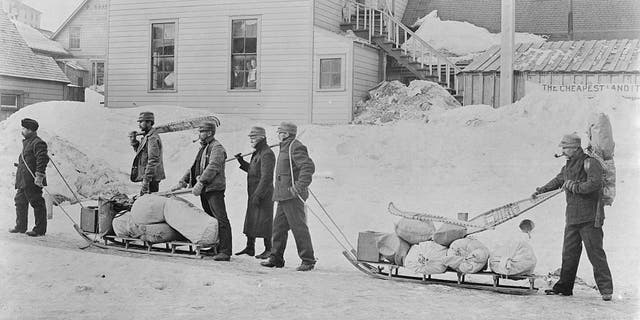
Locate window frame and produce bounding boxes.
[316,54,346,92]
[0,93,21,110]
[148,19,178,93]
[228,15,261,92]
[69,26,81,49]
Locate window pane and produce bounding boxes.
[245,38,257,53]
[331,73,341,86]
[320,60,331,72]
[232,38,245,54]
[164,23,175,39]
[1,95,17,106]
[232,55,246,71]
[152,24,163,40]
[245,20,257,37]
[163,40,174,55]
[232,20,244,37]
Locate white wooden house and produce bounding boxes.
[105,1,427,123]
[51,0,108,90]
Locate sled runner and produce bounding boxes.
[388,190,563,235]
[342,251,539,295]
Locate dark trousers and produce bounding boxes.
[270,199,315,265]
[14,186,47,234]
[554,221,613,295]
[149,181,159,193]
[245,236,271,251]
[200,190,232,255]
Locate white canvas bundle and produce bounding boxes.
[444,238,489,274]
[163,197,218,246]
[394,217,436,244]
[112,214,142,238]
[130,194,169,225]
[404,241,448,275]
[488,239,537,276]
[139,223,183,244]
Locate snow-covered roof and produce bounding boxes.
[0,11,70,83]
[12,19,70,57]
[463,39,640,73]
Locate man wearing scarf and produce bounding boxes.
[174,121,231,261]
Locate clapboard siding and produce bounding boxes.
[53,0,108,58]
[0,75,65,105]
[107,0,314,124]
[314,0,344,33]
[352,43,379,109]
[312,27,352,123]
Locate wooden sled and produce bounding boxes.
[343,251,538,295]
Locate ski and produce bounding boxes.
[342,251,539,295]
[135,115,221,136]
[388,190,563,235]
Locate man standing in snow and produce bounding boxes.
[532,133,613,301]
[10,118,49,237]
[234,127,275,259]
[261,122,316,271]
[173,121,232,262]
[129,112,165,195]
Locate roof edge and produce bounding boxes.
[51,0,90,39]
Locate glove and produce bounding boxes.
[235,153,248,166]
[171,181,188,191]
[34,172,45,188]
[140,181,150,195]
[531,187,543,198]
[192,181,205,197]
[562,180,578,193]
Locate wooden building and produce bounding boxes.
[52,0,108,90]
[104,0,420,124]
[0,11,70,120]
[459,39,640,107]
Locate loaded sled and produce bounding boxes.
[74,190,219,259]
[343,190,563,295]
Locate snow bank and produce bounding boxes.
[353,80,461,124]
[408,10,546,58]
[0,89,638,300]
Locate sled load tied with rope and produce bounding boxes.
[345,112,616,295]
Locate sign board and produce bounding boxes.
[525,81,640,99]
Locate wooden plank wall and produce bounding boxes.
[107,0,314,124]
[352,42,380,119]
[461,71,640,107]
[314,0,344,33]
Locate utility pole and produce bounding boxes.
[500,0,515,107]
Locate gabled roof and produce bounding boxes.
[51,0,89,39]
[463,39,640,73]
[0,11,70,83]
[13,19,70,57]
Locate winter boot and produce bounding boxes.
[602,294,612,301]
[212,253,231,261]
[255,238,271,259]
[260,260,284,268]
[296,262,315,272]
[8,227,25,234]
[235,236,255,256]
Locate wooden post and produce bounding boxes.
[500,0,515,107]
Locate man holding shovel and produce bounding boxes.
[10,118,49,237]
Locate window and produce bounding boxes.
[77,77,84,87]
[231,18,258,90]
[92,61,104,86]
[69,27,80,49]
[150,22,176,91]
[1,94,19,110]
[319,58,342,89]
